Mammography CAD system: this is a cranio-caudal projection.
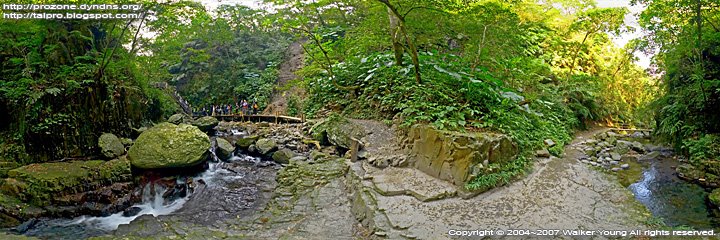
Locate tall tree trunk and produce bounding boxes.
[697,0,703,49]
[696,0,708,103]
[388,6,404,66]
[399,24,422,84]
[378,0,422,84]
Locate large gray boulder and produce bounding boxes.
[98,133,126,159]
[168,114,189,124]
[272,149,296,164]
[128,123,210,169]
[236,135,259,150]
[215,138,235,160]
[192,116,219,132]
[310,114,365,149]
[256,138,278,155]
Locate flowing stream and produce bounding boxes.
[21,132,268,239]
[629,152,720,229]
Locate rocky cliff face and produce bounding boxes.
[405,125,518,186]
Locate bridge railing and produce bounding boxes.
[193,111,305,124]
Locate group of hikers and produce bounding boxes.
[194,99,259,116]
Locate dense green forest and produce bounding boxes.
[0,0,719,234]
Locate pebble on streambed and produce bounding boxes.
[575,129,661,175]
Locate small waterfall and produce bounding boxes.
[22,134,263,239]
[57,182,190,231]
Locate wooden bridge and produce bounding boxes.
[195,113,305,124]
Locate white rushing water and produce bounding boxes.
[58,159,227,231]
[24,136,264,238]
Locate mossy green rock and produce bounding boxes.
[128,123,210,169]
[192,116,219,132]
[168,113,185,124]
[272,149,296,164]
[256,138,278,155]
[1,159,131,206]
[98,133,126,159]
[677,163,705,180]
[215,138,235,160]
[710,189,720,206]
[0,161,20,178]
[310,114,365,149]
[236,135,259,149]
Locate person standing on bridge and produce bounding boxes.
[252,101,259,114]
[227,104,232,115]
[241,99,249,115]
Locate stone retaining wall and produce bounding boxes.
[405,125,518,186]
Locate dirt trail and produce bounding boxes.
[263,41,304,115]
[351,125,650,239]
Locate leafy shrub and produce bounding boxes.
[684,134,720,166]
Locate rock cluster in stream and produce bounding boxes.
[575,130,659,171]
[216,121,330,165]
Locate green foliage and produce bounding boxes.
[684,134,720,166]
[637,0,720,175]
[466,156,530,191]
[287,95,302,117]
[141,4,290,109]
[0,1,172,161]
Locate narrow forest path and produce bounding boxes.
[262,41,305,115]
[352,125,650,239]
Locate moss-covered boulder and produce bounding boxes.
[272,149,296,164]
[310,114,365,149]
[236,135,259,149]
[128,123,210,169]
[677,163,705,181]
[192,116,219,132]
[168,113,191,124]
[710,189,720,206]
[120,137,134,148]
[0,159,131,206]
[215,138,235,160]
[0,161,20,178]
[98,133,126,159]
[256,138,278,155]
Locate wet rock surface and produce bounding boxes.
[111,156,360,239]
[575,129,661,171]
[114,157,280,236]
[214,137,234,160]
[0,158,135,232]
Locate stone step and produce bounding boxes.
[366,164,458,202]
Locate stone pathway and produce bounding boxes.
[351,128,649,239]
